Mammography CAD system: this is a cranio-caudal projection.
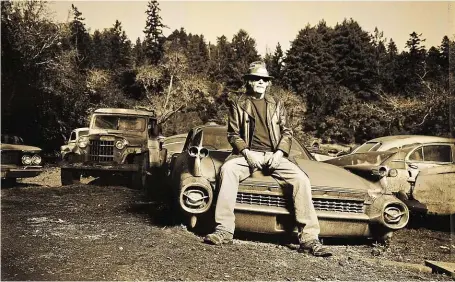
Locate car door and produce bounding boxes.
[406,143,453,171]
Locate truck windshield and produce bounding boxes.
[93,115,145,132]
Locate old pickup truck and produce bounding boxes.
[60,108,167,191]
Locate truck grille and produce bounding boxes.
[1,151,20,165]
[89,140,114,162]
[236,192,364,213]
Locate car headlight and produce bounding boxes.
[78,136,89,148]
[31,154,42,165]
[115,139,128,150]
[21,155,32,165]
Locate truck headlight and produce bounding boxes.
[78,136,88,148]
[115,139,128,150]
[31,154,42,165]
[21,155,32,165]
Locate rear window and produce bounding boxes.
[354,142,381,153]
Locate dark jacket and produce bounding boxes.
[227,93,293,157]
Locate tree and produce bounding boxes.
[143,0,167,65]
[132,37,146,67]
[67,4,92,69]
[229,29,261,89]
[264,43,284,83]
[396,32,427,96]
[330,18,377,98]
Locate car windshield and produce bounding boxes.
[1,135,24,145]
[354,141,382,153]
[79,130,89,136]
[201,131,232,150]
[92,115,145,132]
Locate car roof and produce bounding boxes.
[94,108,156,118]
[365,135,454,150]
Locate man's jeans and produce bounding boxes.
[214,151,320,243]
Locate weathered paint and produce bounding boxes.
[413,166,455,215]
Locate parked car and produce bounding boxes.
[60,127,89,160]
[1,134,43,186]
[324,136,454,192]
[169,124,409,243]
[60,108,167,190]
[324,135,454,216]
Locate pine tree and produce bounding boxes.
[396,32,427,96]
[230,29,261,82]
[69,4,92,69]
[268,43,284,82]
[330,18,376,98]
[132,37,146,67]
[143,0,167,65]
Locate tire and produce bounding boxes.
[131,153,148,191]
[61,168,81,185]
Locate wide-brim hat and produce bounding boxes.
[243,61,274,79]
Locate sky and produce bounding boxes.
[49,1,454,56]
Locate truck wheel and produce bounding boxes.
[61,168,81,185]
[131,154,148,190]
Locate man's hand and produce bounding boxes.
[266,150,284,170]
[241,149,263,170]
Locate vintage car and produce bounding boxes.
[60,127,89,160]
[60,108,167,190]
[1,134,43,186]
[324,135,455,193]
[169,124,410,243]
[324,136,454,214]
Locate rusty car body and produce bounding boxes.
[405,164,455,216]
[60,108,166,190]
[324,135,455,216]
[169,124,409,242]
[1,134,43,185]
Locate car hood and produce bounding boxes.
[86,130,145,146]
[200,151,379,193]
[0,143,42,152]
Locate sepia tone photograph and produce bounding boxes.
[1,0,454,280]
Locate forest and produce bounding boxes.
[1,0,454,153]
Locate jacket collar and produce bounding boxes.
[238,94,276,118]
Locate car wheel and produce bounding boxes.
[131,154,148,191]
[61,168,81,185]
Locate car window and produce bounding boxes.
[409,147,424,161]
[79,130,89,136]
[70,132,77,141]
[354,142,381,153]
[423,145,452,162]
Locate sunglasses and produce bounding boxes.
[249,76,270,82]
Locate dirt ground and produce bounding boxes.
[1,167,454,281]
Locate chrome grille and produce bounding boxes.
[89,140,114,162]
[236,192,364,213]
[1,151,20,165]
[237,193,288,207]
